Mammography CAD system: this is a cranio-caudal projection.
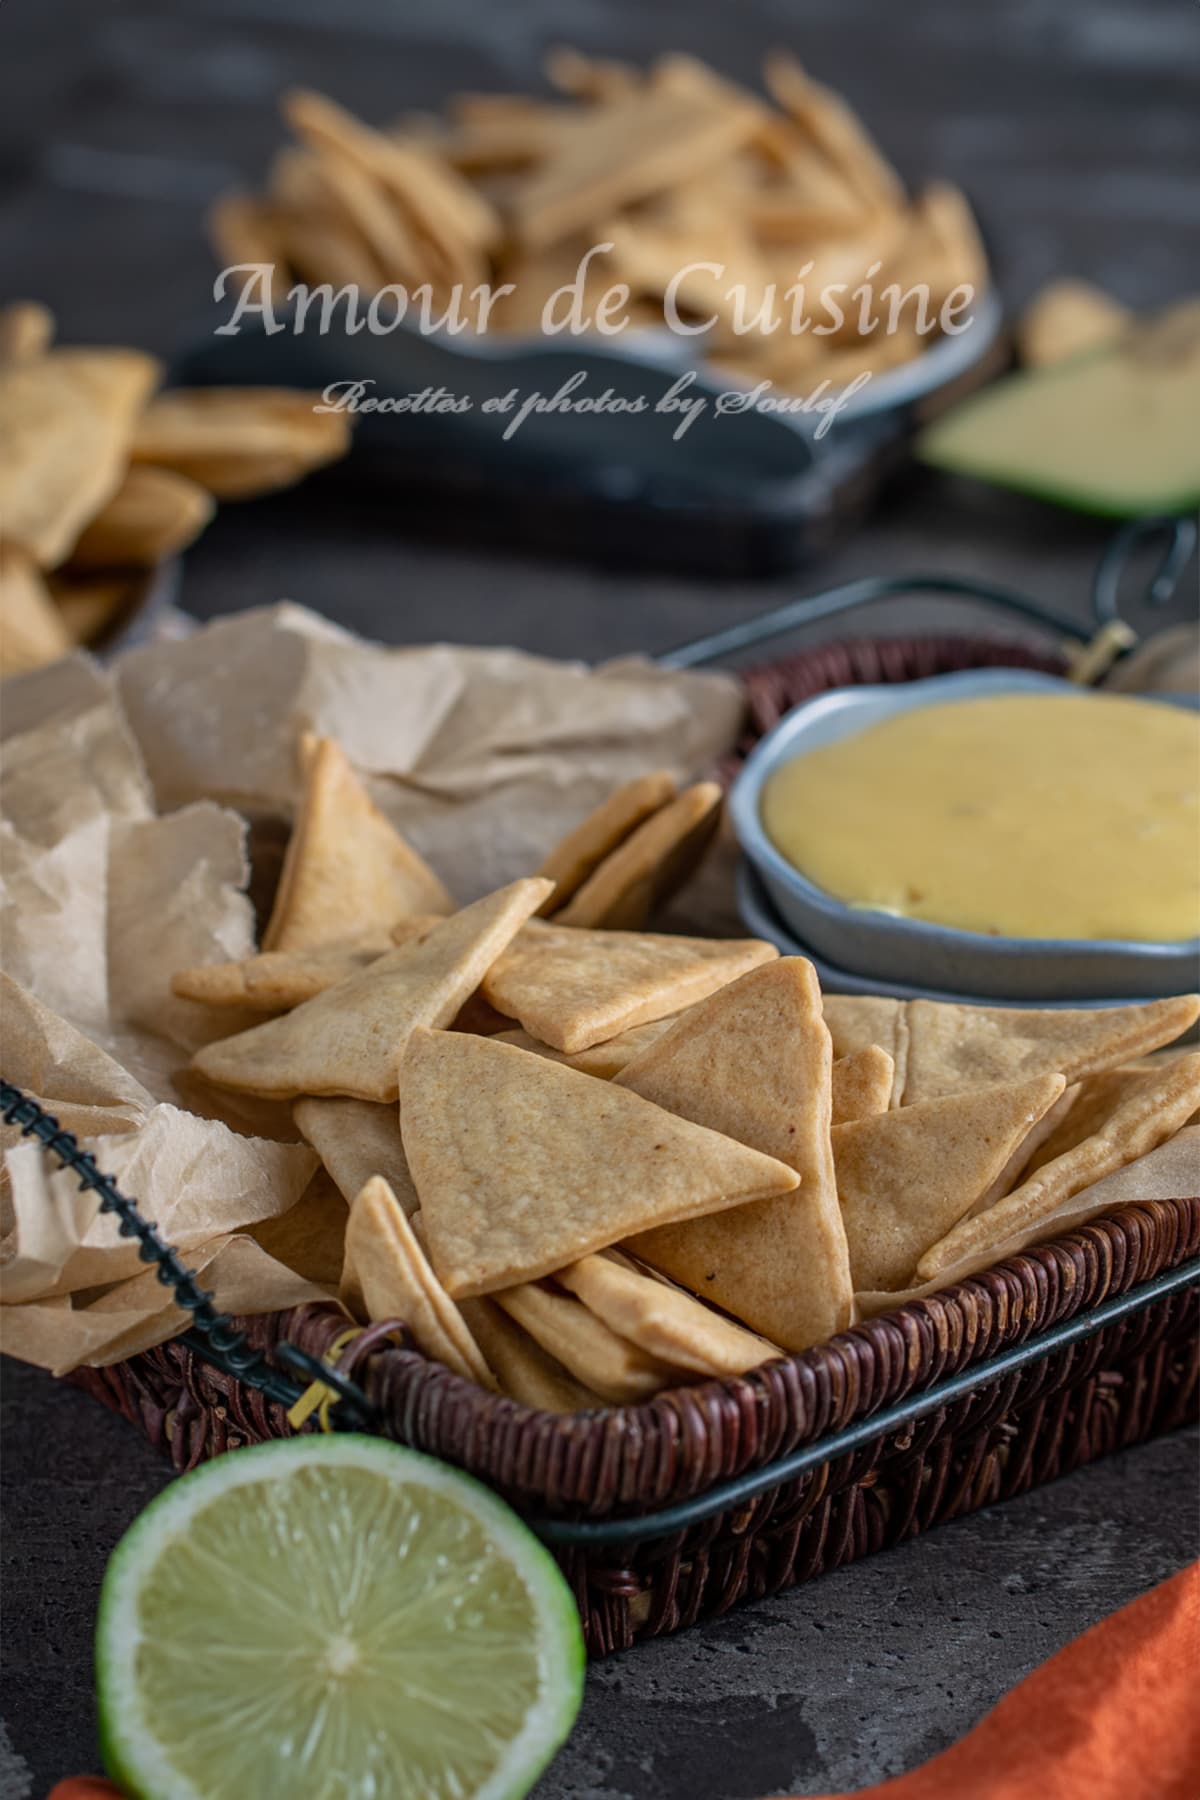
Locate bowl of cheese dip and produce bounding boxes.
[729,668,1200,1001]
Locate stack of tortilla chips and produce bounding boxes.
[210,47,988,394]
[174,743,1200,1411]
[0,303,351,679]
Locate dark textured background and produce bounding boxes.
[2,1,1198,1794]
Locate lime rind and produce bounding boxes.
[96,1434,584,1800]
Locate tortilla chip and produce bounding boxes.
[555,781,723,929]
[130,388,350,498]
[44,571,139,649]
[291,144,424,287]
[293,1094,420,1216]
[620,958,853,1350]
[831,1044,896,1125]
[459,1297,601,1412]
[763,51,904,210]
[172,937,394,1012]
[342,1176,494,1386]
[0,544,71,678]
[401,1029,799,1297]
[834,1073,1066,1292]
[823,993,1200,1106]
[543,45,640,102]
[1018,279,1132,368]
[535,769,676,913]
[67,465,215,570]
[248,1165,348,1290]
[494,1280,679,1403]
[482,918,776,1054]
[263,736,453,952]
[0,347,162,567]
[509,81,760,249]
[557,1252,779,1376]
[970,1080,1082,1214]
[492,1013,683,1078]
[902,995,1200,1105]
[917,1052,1200,1279]
[191,877,550,1101]
[0,300,54,366]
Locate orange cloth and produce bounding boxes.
[47,1565,1199,1800]
[795,1562,1199,1800]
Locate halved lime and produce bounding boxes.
[95,1435,585,1800]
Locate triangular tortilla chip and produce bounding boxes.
[482,918,776,1054]
[557,1252,779,1377]
[400,1029,799,1297]
[172,937,394,1013]
[494,1281,680,1403]
[823,993,1199,1106]
[619,959,853,1350]
[459,1298,601,1413]
[492,1013,684,1078]
[294,1095,420,1216]
[971,1080,1082,1214]
[342,1176,494,1386]
[903,994,1200,1104]
[536,769,675,913]
[834,1072,1066,1292]
[824,995,907,1098]
[191,878,550,1101]
[263,736,453,952]
[917,1052,1200,1279]
[554,781,722,929]
[0,347,162,567]
[831,1044,896,1125]
[0,543,71,678]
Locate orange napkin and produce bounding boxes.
[794,1561,1199,1800]
[47,1565,1199,1800]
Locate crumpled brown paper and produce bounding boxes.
[1,609,743,1372]
[114,603,745,902]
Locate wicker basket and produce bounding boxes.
[67,633,1200,1656]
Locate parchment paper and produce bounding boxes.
[1,609,743,1371]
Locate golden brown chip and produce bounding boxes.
[171,938,394,1013]
[67,465,215,570]
[401,1028,799,1298]
[508,81,760,249]
[191,878,550,1101]
[459,1297,602,1412]
[834,1073,1066,1292]
[44,572,140,649]
[0,347,162,567]
[491,1014,683,1078]
[0,300,54,367]
[494,1280,679,1403]
[763,50,904,210]
[0,543,72,678]
[1018,279,1133,368]
[207,192,293,303]
[554,780,723,929]
[621,958,853,1351]
[293,1095,420,1216]
[536,770,676,913]
[264,736,453,954]
[917,1052,1200,1279]
[342,1176,494,1385]
[482,918,775,1054]
[557,1252,779,1377]
[130,388,351,499]
[831,1044,896,1125]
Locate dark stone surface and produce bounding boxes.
[2,1,1198,1794]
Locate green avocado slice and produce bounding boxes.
[917,302,1200,517]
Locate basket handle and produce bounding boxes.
[0,1082,377,1425]
[658,515,1196,671]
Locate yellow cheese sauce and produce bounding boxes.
[761,692,1200,942]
